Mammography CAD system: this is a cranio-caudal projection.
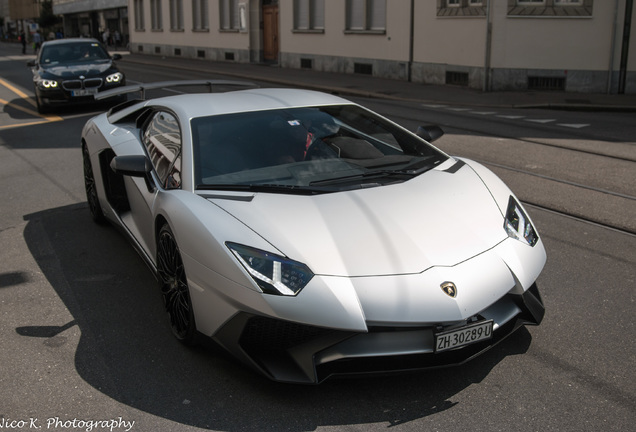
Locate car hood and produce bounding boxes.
[41,61,114,78]
[209,162,508,277]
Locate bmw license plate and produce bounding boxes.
[435,320,493,353]
[71,88,98,97]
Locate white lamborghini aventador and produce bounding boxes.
[81,81,546,383]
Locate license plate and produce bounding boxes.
[71,88,98,97]
[435,320,493,353]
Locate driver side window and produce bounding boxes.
[143,111,182,189]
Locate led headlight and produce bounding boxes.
[504,196,538,246]
[227,242,314,296]
[106,72,123,83]
[38,79,58,89]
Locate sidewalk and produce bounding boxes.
[118,52,636,112]
[3,38,635,112]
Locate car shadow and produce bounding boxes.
[21,203,533,431]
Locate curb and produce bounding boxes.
[118,54,636,112]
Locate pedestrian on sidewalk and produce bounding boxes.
[20,31,26,54]
[33,30,41,53]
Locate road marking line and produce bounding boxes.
[0,77,33,101]
[558,123,590,129]
[496,115,525,119]
[0,98,63,123]
[525,118,556,124]
[471,111,497,115]
[0,119,62,130]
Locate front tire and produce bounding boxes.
[34,91,49,114]
[82,145,107,224]
[157,224,197,345]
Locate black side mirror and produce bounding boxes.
[112,54,122,61]
[26,60,36,67]
[110,155,155,192]
[416,125,444,143]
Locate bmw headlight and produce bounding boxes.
[226,242,314,296]
[106,72,123,83]
[37,79,58,89]
[504,196,538,246]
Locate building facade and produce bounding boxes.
[53,0,129,45]
[126,0,635,94]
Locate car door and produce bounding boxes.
[124,110,183,258]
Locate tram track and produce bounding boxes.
[374,108,636,235]
[381,108,636,163]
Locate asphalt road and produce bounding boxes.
[0,45,634,432]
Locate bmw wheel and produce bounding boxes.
[82,145,106,224]
[35,92,49,114]
[157,224,197,345]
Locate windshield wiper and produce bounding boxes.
[398,154,447,174]
[197,183,330,195]
[309,168,415,186]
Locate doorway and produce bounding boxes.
[262,3,279,62]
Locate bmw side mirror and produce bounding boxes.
[27,60,36,67]
[112,54,122,61]
[416,125,444,143]
[110,155,155,192]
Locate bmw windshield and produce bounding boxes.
[192,105,448,194]
[39,42,111,66]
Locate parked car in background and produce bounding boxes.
[27,38,125,113]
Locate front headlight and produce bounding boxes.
[226,242,314,296]
[37,79,58,89]
[106,72,123,83]
[504,196,538,246]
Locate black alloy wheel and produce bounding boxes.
[157,224,197,345]
[34,89,49,114]
[82,145,106,223]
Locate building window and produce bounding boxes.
[134,0,145,31]
[437,0,487,17]
[220,0,239,30]
[294,0,325,31]
[193,0,209,30]
[170,0,184,30]
[508,0,592,16]
[346,0,386,33]
[151,0,163,31]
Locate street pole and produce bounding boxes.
[483,0,493,92]
[618,0,633,94]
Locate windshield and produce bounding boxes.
[39,42,110,65]
[192,105,447,194]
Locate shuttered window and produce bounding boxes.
[220,0,240,30]
[170,0,184,30]
[346,0,386,32]
[294,0,325,30]
[193,0,209,30]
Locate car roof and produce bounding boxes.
[144,88,355,120]
[42,38,100,47]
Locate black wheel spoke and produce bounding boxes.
[82,147,105,223]
[157,226,195,343]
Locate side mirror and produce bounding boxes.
[27,60,36,67]
[110,155,155,192]
[112,54,122,61]
[416,125,444,143]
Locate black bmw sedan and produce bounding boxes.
[27,38,126,113]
